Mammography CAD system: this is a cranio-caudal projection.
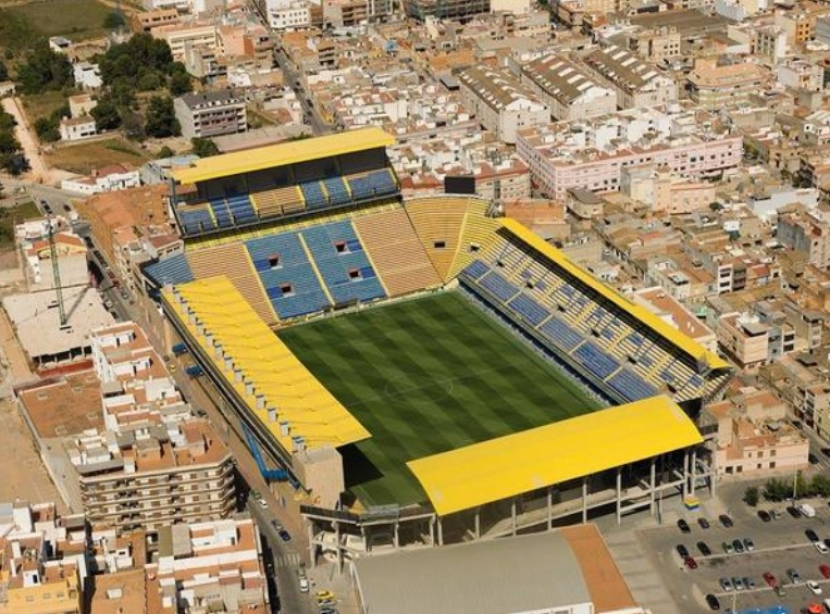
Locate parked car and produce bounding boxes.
[676,544,690,558]
[807,580,823,595]
[817,541,829,554]
[732,577,745,591]
[299,577,309,593]
[722,541,734,554]
[705,594,720,611]
[743,538,755,552]
[744,576,755,589]
[698,517,710,529]
[810,453,820,465]
[807,529,820,543]
[788,505,803,518]
[697,541,712,556]
[822,447,830,457]
[719,577,734,591]
[278,529,291,542]
[678,519,691,534]
[758,510,772,522]
[719,514,734,528]
[763,572,777,588]
[684,556,697,570]
[257,498,268,509]
[732,539,745,554]
[786,568,801,584]
[820,564,830,579]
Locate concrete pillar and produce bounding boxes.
[361,525,369,553]
[334,521,341,572]
[682,449,690,499]
[308,520,316,569]
[690,448,698,497]
[429,516,435,547]
[582,477,588,524]
[616,466,623,525]
[649,457,657,517]
[547,486,553,530]
[394,521,399,549]
[474,508,481,539]
[511,498,517,536]
[437,516,444,546]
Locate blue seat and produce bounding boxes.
[607,368,657,401]
[573,341,619,380]
[299,181,327,210]
[208,198,232,227]
[508,293,549,327]
[461,260,490,280]
[145,254,194,286]
[227,194,256,224]
[322,177,351,206]
[178,208,215,235]
[479,271,519,303]
[539,317,583,351]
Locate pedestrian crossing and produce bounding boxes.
[274,552,302,568]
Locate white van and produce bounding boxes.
[800,503,817,518]
[299,577,310,593]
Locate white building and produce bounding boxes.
[516,107,743,201]
[520,54,616,121]
[776,58,823,92]
[580,45,679,109]
[59,116,97,141]
[73,62,103,90]
[265,0,312,29]
[458,66,549,144]
[143,0,221,13]
[60,164,142,196]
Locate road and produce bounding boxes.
[271,46,332,135]
[78,230,314,614]
[2,97,49,184]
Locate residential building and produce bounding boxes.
[754,26,788,63]
[59,116,96,142]
[131,8,180,33]
[621,165,716,214]
[703,388,808,476]
[634,287,718,353]
[457,66,548,144]
[151,22,219,64]
[580,45,679,109]
[60,164,141,196]
[625,26,682,63]
[0,501,86,614]
[516,107,742,201]
[404,0,489,20]
[72,62,102,90]
[686,58,769,110]
[777,58,823,92]
[717,312,771,370]
[68,94,97,119]
[520,54,616,121]
[777,204,830,269]
[145,517,268,613]
[174,90,247,139]
[265,0,313,29]
[142,0,222,14]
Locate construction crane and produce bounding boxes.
[46,216,67,327]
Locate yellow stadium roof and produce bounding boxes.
[171,127,395,185]
[163,276,370,450]
[407,395,702,517]
[500,218,730,370]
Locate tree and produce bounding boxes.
[122,111,145,141]
[743,486,759,507]
[0,61,7,81]
[90,96,121,131]
[137,69,163,92]
[191,137,219,158]
[156,145,175,159]
[34,117,60,142]
[762,478,790,502]
[709,202,723,212]
[103,11,125,29]
[169,70,192,96]
[144,96,179,138]
[16,40,73,94]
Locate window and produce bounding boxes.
[268,254,281,268]
[434,240,446,249]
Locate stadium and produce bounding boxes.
[144,127,734,561]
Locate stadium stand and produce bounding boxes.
[353,209,443,296]
[145,255,195,286]
[187,243,276,324]
[301,221,386,305]
[405,197,470,281]
[170,128,399,239]
[457,222,732,405]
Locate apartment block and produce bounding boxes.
[717,312,771,370]
[174,90,247,139]
[687,58,769,110]
[265,0,312,29]
[404,0,489,21]
[704,389,808,476]
[777,204,830,269]
[777,58,823,92]
[520,54,616,121]
[580,45,679,109]
[626,27,682,63]
[131,9,179,33]
[457,66,548,144]
[151,22,219,64]
[0,502,86,614]
[145,517,268,613]
[516,107,742,201]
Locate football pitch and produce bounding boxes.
[278,291,601,508]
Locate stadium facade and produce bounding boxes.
[144,128,733,563]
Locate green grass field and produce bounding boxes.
[279,291,601,508]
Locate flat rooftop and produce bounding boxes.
[2,287,114,361]
[17,370,104,439]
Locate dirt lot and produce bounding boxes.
[0,399,66,512]
[4,0,115,40]
[45,137,151,174]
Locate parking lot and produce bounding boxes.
[640,497,830,612]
